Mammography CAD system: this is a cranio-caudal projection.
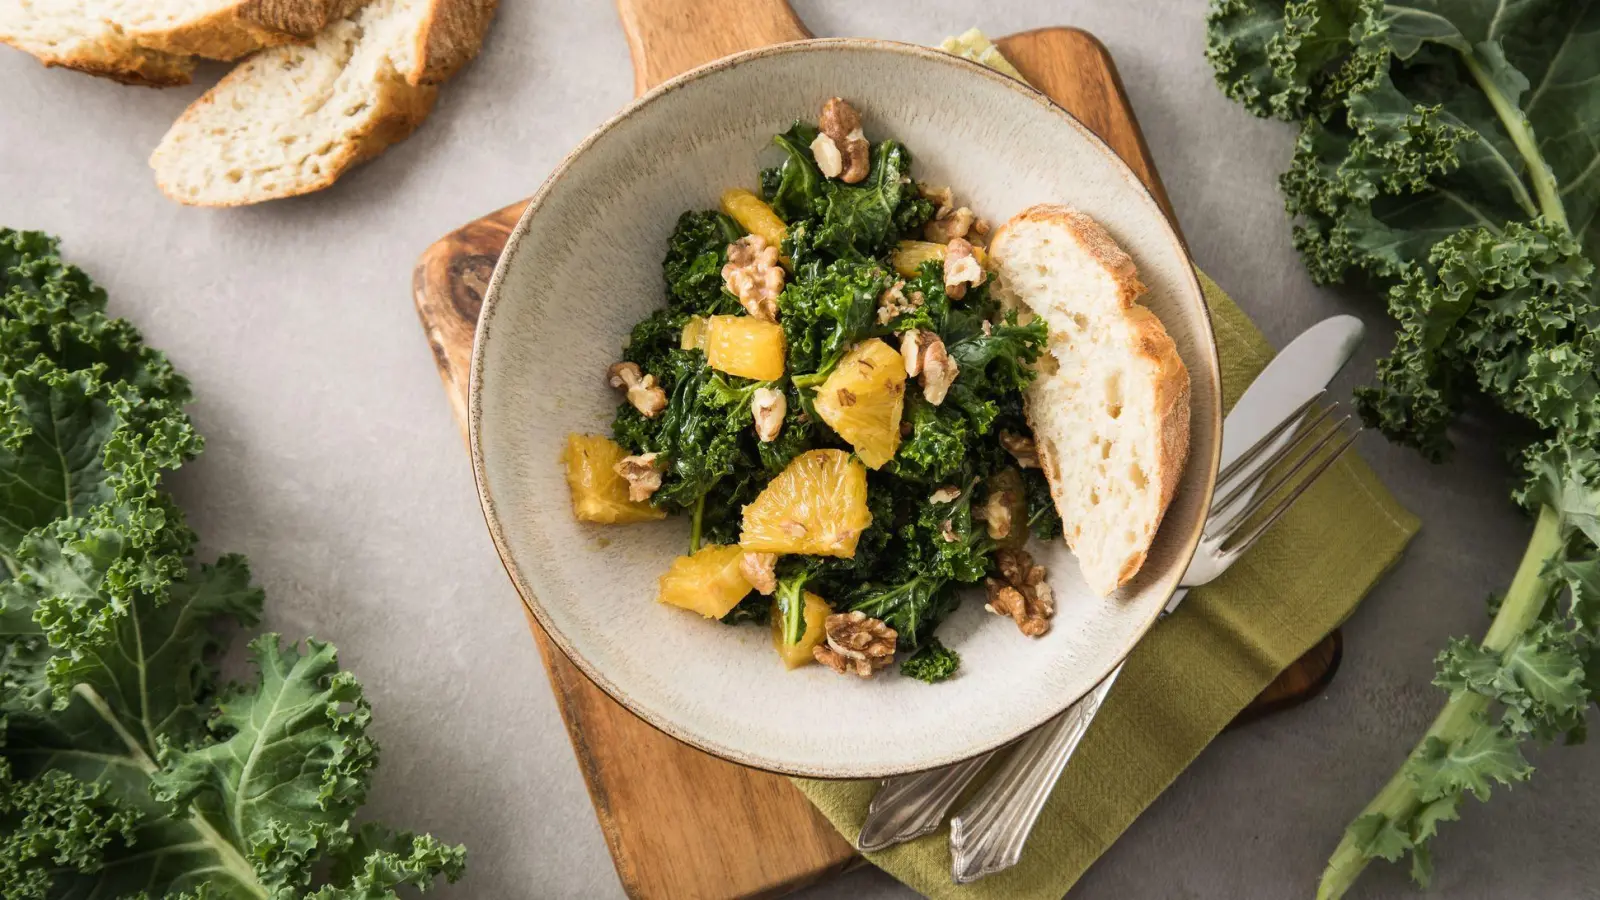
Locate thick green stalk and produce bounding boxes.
[1317,505,1565,900]
[689,493,706,554]
[1460,52,1568,232]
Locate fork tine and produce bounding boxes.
[1214,392,1324,489]
[1210,402,1338,524]
[1209,414,1354,539]
[1215,426,1362,554]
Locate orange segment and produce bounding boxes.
[657,545,754,618]
[741,449,872,557]
[813,338,906,469]
[562,434,666,524]
[771,591,831,669]
[706,315,785,381]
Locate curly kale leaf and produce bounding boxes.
[0,229,464,899]
[1024,467,1063,541]
[900,638,960,683]
[663,210,744,314]
[892,396,971,484]
[645,356,754,511]
[765,121,826,222]
[779,259,893,376]
[811,140,919,260]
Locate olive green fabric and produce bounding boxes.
[792,273,1420,899]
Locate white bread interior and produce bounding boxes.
[988,204,1191,596]
[148,0,495,206]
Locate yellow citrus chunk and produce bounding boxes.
[680,315,709,351]
[813,338,906,469]
[705,314,785,381]
[562,434,666,524]
[657,545,754,618]
[719,188,787,253]
[741,449,872,557]
[891,239,987,278]
[771,591,832,669]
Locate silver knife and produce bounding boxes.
[856,314,1367,855]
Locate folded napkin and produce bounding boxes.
[792,274,1420,899]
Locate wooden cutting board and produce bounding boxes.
[412,5,1343,897]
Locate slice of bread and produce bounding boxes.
[148,0,495,206]
[988,205,1190,596]
[0,0,368,86]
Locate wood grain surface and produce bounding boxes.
[411,11,1342,899]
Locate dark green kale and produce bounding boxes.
[1024,468,1063,541]
[621,306,688,377]
[892,396,971,484]
[756,384,818,473]
[765,121,826,222]
[779,259,893,377]
[663,210,745,314]
[720,593,772,626]
[900,638,961,683]
[811,140,919,260]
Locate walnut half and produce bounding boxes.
[819,97,869,183]
[1000,431,1040,469]
[607,362,667,418]
[613,452,662,502]
[900,329,959,406]
[722,235,784,321]
[984,548,1054,637]
[813,611,897,677]
[751,387,786,443]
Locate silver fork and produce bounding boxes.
[946,400,1361,882]
[855,398,1359,862]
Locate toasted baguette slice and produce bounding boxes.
[149,0,495,206]
[988,205,1190,596]
[0,0,368,86]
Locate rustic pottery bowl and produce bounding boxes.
[471,38,1220,778]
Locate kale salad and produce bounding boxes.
[562,98,1060,683]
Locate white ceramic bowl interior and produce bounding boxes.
[472,39,1219,778]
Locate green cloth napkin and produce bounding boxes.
[792,274,1421,899]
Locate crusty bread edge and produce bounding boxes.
[992,203,1191,595]
[131,0,372,60]
[407,0,498,84]
[0,37,195,86]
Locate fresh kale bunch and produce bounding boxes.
[0,230,464,898]
[1206,1,1599,895]
[614,123,1054,681]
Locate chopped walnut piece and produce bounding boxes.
[929,485,961,504]
[812,611,897,677]
[810,132,843,179]
[940,518,960,543]
[1000,431,1040,468]
[919,184,954,217]
[973,217,992,237]
[924,205,975,243]
[721,235,785,321]
[740,552,778,595]
[876,279,922,325]
[943,237,986,300]
[977,487,1015,541]
[985,548,1053,636]
[607,362,667,418]
[613,452,662,502]
[901,329,959,406]
[751,387,786,443]
[819,97,870,183]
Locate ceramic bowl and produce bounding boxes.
[470,38,1220,778]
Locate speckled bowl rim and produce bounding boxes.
[469,36,1222,779]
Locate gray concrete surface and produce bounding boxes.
[2,1,1596,898]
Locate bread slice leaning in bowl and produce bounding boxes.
[988,205,1191,596]
[149,0,496,206]
[0,0,368,86]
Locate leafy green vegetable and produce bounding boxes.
[0,229,464,898]
[779,259,893,377]
[812,140,920,260]
[764,122,826,222]
[663,210,745,314]
[1205,1,1600,894]
[900,638,960,683]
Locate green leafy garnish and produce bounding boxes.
[900,638,961,683]
[0,229,464,898]
[1205,1,1600,894]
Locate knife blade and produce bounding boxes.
[1218,314,1365,474]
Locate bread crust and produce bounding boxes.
[992,204,1190,595]
[407,0,498,84]
[0,36,195,87]
[133,0,372,59]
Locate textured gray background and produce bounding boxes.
[2,1,1597,898]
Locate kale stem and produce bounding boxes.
[1459,51,1568,232]
[689,493,706,554]
[1316,504,1564,900]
